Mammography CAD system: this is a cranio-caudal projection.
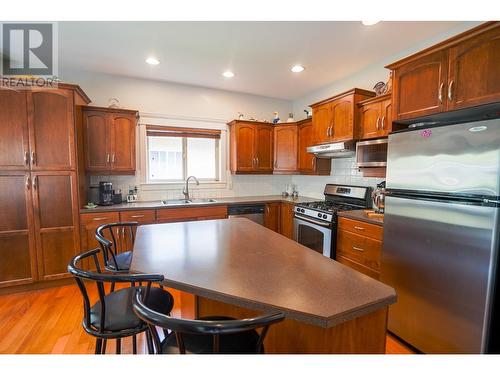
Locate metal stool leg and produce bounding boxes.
[95,338,102,354]
[102,339,107,354]
[132,335,137,354]
[116,338,121,354]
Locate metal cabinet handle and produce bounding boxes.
[256,157,259,166]
[31,151,36,165]
[92,217,107,221]
[112,154,116,163]
[353,226,365,231]
[130,215,144,218]
[381,116,386,130]
[274,160,278,168]
[352,246,364,252]
[106,154,110,163]
[26,177,31,190]
[32,176,37,190]
[438,82,444,104]
[24,151,29,165]
[448,80,455,101]
[376,117,380,130]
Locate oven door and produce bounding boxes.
[294,215,332,258]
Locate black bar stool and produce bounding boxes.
[133,289,285,354]
[68,248,175,354]
[96,222,138,272]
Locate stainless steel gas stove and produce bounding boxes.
[294,184,372,258]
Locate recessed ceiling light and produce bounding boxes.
[223,71,235,78]
[362,20,380,26]
[145,57,160,65]
[291,65,305,73]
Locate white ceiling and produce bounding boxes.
[59,21,470,100]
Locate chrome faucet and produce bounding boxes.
[182,176,199,201]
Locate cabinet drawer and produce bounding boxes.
[337,229,382,271]
[338,217,383,241]
[337,255,380,280]
[120,210,156,224]
[80,211,120,229]
[156,206,228,223]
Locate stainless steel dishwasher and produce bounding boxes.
[227,204,265,225]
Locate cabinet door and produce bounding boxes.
[0,172,37,287]
[280,202,295,239]
[392,49,448,120]
[312,103,332,144]
[359,101,382,140]
[380,98,392,136]
[273,125,297,173]
[297,122,315,173]
[28,89,76,170]
[0,90,30,170]
[264,203,280,233]
[80,211,120,267]
[110,113,136,173]
[32,171,80,280]
[447,26,500,110]
[255,125,273,172]
[331,97,354,141]
[83,110,110,171]
[234,124,256,172]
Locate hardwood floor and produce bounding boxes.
[0,284,414,354]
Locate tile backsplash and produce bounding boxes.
[88,157,382,203]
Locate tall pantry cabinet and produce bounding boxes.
[0,84,90,288]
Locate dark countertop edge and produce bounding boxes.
[156,277,397,329]
[337,210,384,226]
[80,196,316,214]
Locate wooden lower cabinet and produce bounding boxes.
[280,202,295,239]
[263,203,281,233]
[336,217,382,280]
[156,206,228,223]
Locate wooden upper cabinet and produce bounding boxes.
[82,106,138,174]
[255,125,273,172]
[273,124,297,173]
[83,111,109,171]
[0,172,37,287]
[312,103,333,144]
[391,49,448,120]
[28,89,76,170]
[109,113,136,172]
[447,25,500,110]
[358,94,393,140]
[297,119,331,175]
[228,121,273,174]
[0,89,29,170]
[387,22,500,120]
[310,89,375,145]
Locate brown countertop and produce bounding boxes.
[131,218,396,328]
[80,195,317,214]
[337,209,384,226]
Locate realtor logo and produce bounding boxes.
[1,22,57,77]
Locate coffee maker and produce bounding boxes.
[99,182,114,206]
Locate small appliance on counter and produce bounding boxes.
[98,181,114,206]
[371,181,386,213]
[87,185,100,205]
[127,186,138,203]
[112,189,123,204]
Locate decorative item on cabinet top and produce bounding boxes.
[82,105,138,175]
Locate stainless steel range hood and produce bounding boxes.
[307,141,356,158]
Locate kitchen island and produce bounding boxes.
[131,218,396,353]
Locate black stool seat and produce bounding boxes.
[105,251,132,272]
[161,316,261,354]
[90,287,174,332]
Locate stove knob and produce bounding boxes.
[317,213,322,218]
[301,208,305,213]
[323,214,327,219]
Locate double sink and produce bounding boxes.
[161,198,217,206]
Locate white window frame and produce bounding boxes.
[137,113,229,191]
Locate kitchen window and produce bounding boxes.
[146,125,221,182]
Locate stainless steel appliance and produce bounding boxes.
[228,204,265,225]
[371,181,386,213]
[294,184,372,258]
[381,118,500,353]
[307,141,356,158]
[356,138,388,168]
[98,181,114,206]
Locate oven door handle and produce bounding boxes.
[294,213,332,228]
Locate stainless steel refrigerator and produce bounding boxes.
[381,118,500,353]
